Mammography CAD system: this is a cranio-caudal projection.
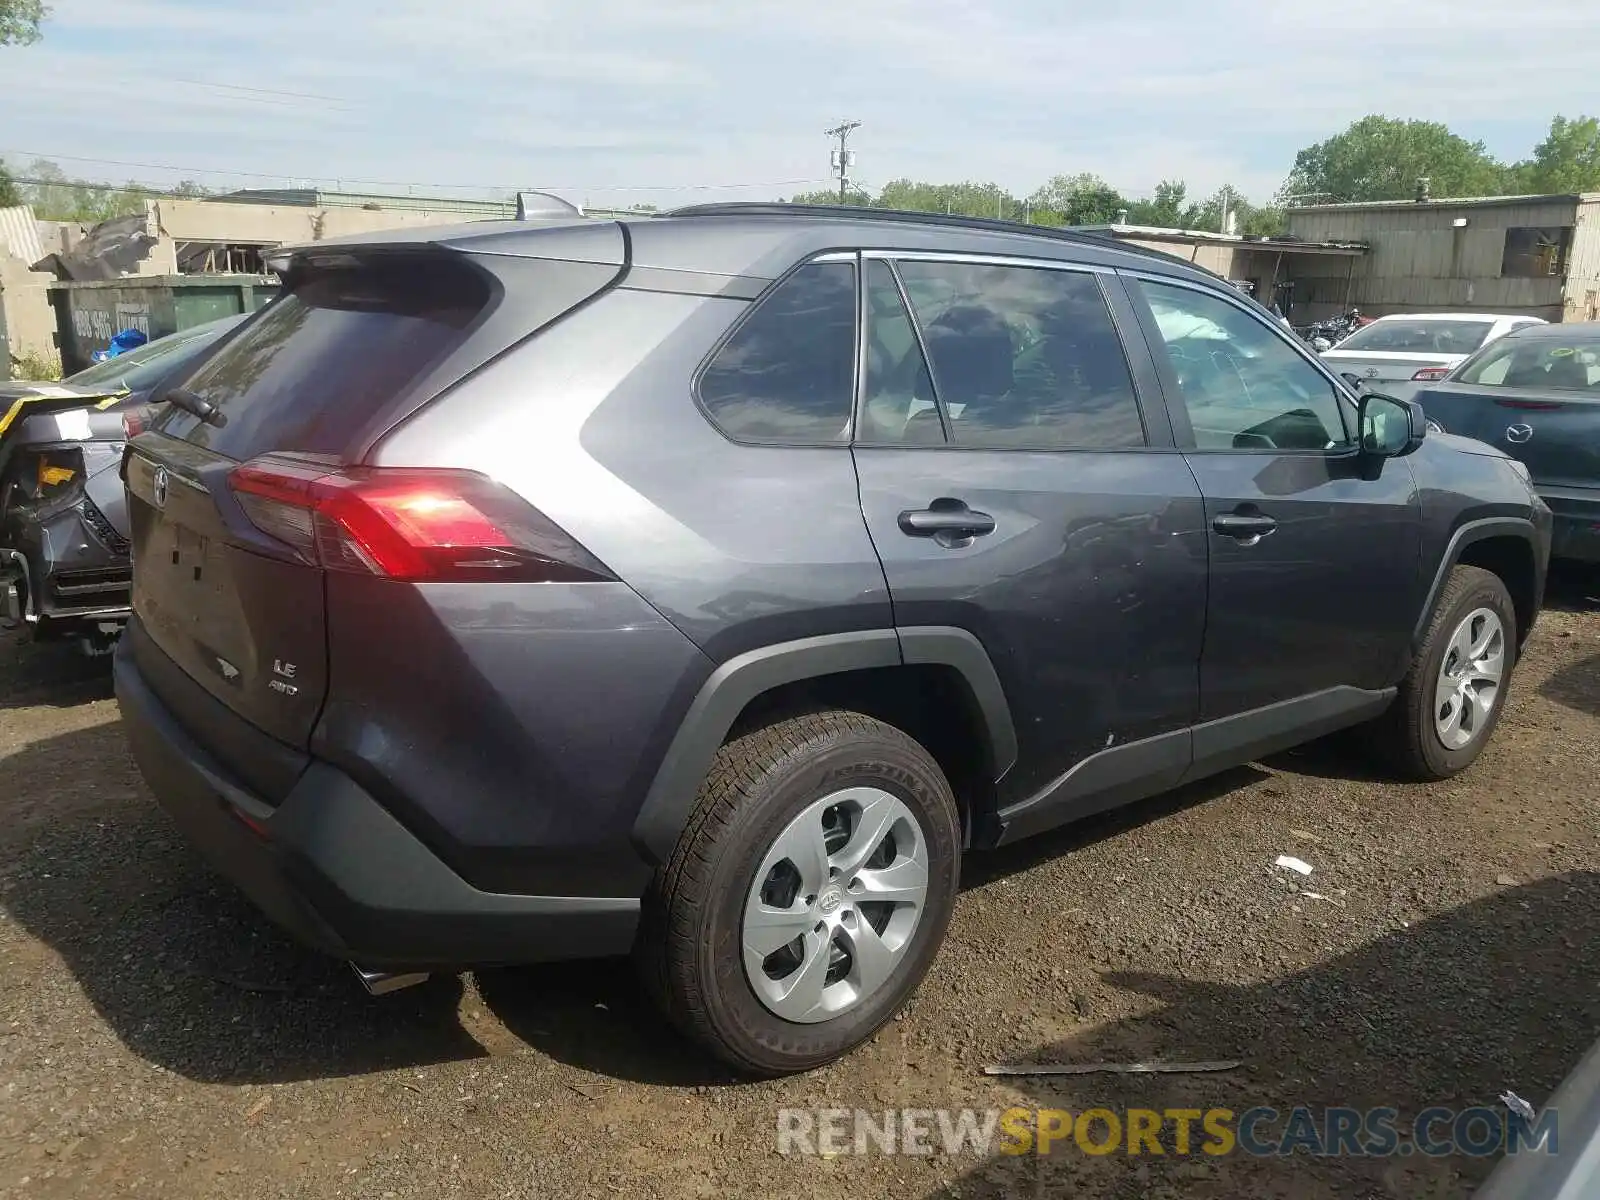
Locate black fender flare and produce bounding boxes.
[630,627,1017,864]
[1412,516,1544,653]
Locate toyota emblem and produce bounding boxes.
[152,466,169,509]
[1364,366,1380,378]
[1505,424,1534,444]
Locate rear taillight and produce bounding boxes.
[1411,366,1452,382]
[227,461,614,583]
[1494,399,1563,410]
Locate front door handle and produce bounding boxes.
[1211,512,1278,542]
[898,500,997,542]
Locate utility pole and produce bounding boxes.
[826,121,861,203]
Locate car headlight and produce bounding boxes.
[1425,418,1446,434]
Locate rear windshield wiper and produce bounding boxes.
[159,387,225,427]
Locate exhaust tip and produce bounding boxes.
[351,964,431,996]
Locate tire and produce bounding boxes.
[637,710,961,1076]
[1372,565,1517,781]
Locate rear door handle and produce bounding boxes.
[898,501,997,541]
[1211,512,1278,541]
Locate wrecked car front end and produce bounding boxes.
[1,395,132,655]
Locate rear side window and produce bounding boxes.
[892,260,1145,450]
[157,256,491,459]
[1458,336,1600,391]
[698,260,858,444]
[1337,319,1493,355]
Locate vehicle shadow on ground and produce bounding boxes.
[1543,561,1600,614]
[927,871,1600,1199]
[961,765,1270,890]
[0,633,113,711]
[0,707,1298,1090]
[0,720,488,1085]
[0,713,755,1088]
[1540,651,1600,718]
[480,767,1288,1085]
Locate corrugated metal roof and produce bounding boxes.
[1291,193,1600,213]
[1073,222,1366,253]
[0,205,46,265]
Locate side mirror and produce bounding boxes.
[1340,371,1364,390]
[1359,392,1426,458]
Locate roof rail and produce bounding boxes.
[660,202,1189,268]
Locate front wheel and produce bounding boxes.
[1372,565,1517,780]
[637,711,961,1075]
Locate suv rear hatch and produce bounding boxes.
[124,232,625,769]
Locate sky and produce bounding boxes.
[1,0,1595,210]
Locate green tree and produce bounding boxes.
[1283,115,1509,203]
[17,159,145,223]
[1516,115,1600,193]
[1027,173,1126,225]
[785,187,872,207]
[0,160,20,207]
[1125,180,1188,227]
[1241,205,1285,237]
[876,179,1018,218]
[1,0,46,44]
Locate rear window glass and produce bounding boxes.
[1457,337,1600,391]
[156,257,490,458]
[1337,320,1494,355]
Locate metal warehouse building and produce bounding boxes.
[1285,192,1600,323]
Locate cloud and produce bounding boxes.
[2,0,1595,207]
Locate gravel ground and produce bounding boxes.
[3,573,1599,1199]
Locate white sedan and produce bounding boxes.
[1319,312,1546,400]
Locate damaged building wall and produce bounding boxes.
[0,205,62,377]
[0,255,61,376]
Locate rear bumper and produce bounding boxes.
[114,640,640,969]
[1537,486,1600,564]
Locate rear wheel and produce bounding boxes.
[1372,565,1516,780]
[638,711,960,1075]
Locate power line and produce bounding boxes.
[168,77,354,104]
[0,150,831,196]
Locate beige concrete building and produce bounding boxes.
[1285,193,1600,323]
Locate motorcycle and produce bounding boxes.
[1305,308,1371,352]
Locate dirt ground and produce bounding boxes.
[3,573,1599,1200]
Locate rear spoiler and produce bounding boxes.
[262,191,591,277]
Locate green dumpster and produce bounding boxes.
[49,275,278,374]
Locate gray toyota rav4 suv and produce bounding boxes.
[115,205,1551,1074]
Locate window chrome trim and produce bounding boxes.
[862,248,1115,274]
